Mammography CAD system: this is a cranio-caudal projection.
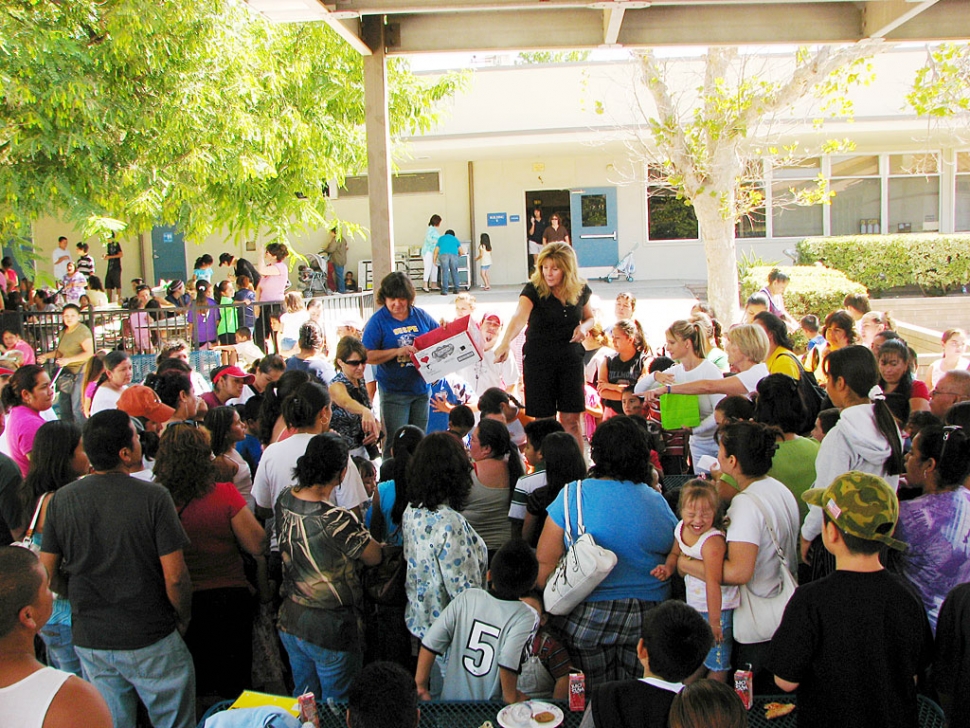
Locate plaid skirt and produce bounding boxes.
[551,597,660,690]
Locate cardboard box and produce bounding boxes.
[411,315,484,383]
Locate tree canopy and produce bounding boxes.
[0,0,464,252]
[907,42,970,119]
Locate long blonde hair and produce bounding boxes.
[530,242,585,306]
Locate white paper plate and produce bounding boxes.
[496,701,565,728]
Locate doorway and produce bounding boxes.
[525,187,619,272]
[524,190,570,275]
[150,226,187,286]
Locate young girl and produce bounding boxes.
[216,279,238,345]
[188,280,220,349]
[60,262,87,305]
[476,233,492,291]
[127,294,152,354]
[192,254,214,284]
[278,291,308,355]
[652,479,738,682]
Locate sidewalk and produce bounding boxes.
[413,279,705,351]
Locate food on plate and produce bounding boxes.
[533,712,556,723]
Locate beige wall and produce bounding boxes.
[31,216,143,289]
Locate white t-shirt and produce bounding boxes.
[725,476,799,599]
[458,348,519,396]
[734,362,770,394]
[52,247,71,281]
[422,588,537,701]
[89,384,124,416]
[252,432,367,549]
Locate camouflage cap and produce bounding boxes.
[802,471,908,551]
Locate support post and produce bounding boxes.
[362,16,395,287]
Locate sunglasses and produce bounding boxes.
[343,359,367,367]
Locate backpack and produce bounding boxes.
[783,352,826,435]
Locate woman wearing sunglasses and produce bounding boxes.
[330,336,380,459]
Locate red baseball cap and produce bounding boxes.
[211,365,255,385]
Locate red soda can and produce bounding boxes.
[297,692,320,728]
[568,671,586,712]
[734,666,753,710]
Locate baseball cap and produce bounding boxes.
[117,385,176,424]
[802,471,908,551]
[481,312,502,325]
[211,365,255,386]
[338,315,364,331]
[167,279,184,292]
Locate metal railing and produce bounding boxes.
[2,291,374,362]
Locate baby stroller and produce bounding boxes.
[299,253,330,296]
[604,242,640,283]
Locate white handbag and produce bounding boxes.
[13,494,49,555]
[733,490,798,644]
[543,480,617,616]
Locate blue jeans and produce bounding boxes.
[439,253,459,292]
[75,630,196,728]
[279,631,362,700]
[333,263,346,293]
[380,388,430,439]
[39,620,82,677]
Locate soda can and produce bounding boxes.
[298,692,320,728]
[733,666,753,710]
[568,671,586,712]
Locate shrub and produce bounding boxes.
[741,265,866,321]
[796,234,970,295]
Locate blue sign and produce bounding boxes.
[163,232,174,243]
[487,212,507,227]
[510,215,521,223]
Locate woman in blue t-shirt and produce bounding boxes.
[535,416,677,691]
[361,272,438,439]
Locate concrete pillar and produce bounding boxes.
[362,16,395,286]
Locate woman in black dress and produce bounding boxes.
[493,242,593,446]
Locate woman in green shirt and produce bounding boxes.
[38,304,94,423]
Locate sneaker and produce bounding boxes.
[440,290,447,296]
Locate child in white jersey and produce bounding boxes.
[652,479,739,682]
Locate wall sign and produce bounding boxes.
[510,215,521,223]
[487,212,507,227]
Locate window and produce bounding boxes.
[648,189,698,240]
[771,160,823,238]
[580,194,609,227]
[957,152,970,232]
[337,171,441,197]
[830,155,881,235]
[888,154,939,234]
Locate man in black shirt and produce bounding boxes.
[219,252,261,289]
[768,471,932,728]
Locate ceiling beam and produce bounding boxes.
[862,0,940,38]
[603,6,627,45]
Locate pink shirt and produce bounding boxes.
[7,405,46,477]
[256,261,288,302]
[12,340,35,366]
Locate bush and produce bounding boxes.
[741,265,866,321]
[796,234,970,295]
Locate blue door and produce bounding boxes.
[569,187,618,268]
[151,226,187,285]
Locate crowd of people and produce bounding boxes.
[1,245,970,728]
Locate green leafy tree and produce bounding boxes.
[631,44,881,321]
[0,0,464,254]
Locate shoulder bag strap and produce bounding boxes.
[782,351,807,374]
[740,489,793,570]
[23,492,50,542]
[562,481,574,547]
[575,480,586,537]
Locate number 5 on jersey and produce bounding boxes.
[463,620,501,677]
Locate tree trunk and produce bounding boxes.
[693,197,741,325]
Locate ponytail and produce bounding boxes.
[872,398,905,476]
